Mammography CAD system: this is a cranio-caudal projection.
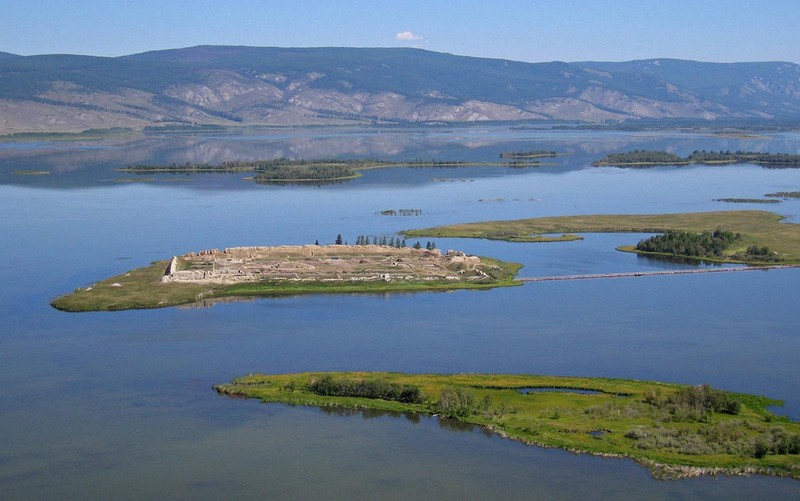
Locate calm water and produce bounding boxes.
[1,127,799,499]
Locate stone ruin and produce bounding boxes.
[160,245,491,285]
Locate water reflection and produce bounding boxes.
[318,405,421,424]
[3,126,799,189]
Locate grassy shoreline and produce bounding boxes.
[404,210,800,264]
[214,372,800,480]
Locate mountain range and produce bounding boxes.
[2,46,800,133]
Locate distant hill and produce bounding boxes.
[2,46,800,133]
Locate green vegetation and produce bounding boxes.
[116,157,544,184]
[214,372,800,479]
[405,210,800,264]
[350,234,436,250]
[254,162,358,182]
[50,261,210,312]
[379,209,423,216]
[593,150,800,167]
[766,192,800,199]
[500,150,558,158]
[636,229,780,263]
[715,198,781,204]
[0,127,133,142]
[593,150,684,166]
[119,159,361,183]
[308,374,423,404]
[635,230,741,259]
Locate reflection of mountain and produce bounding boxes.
[3,46,800,132]
[2,128,797,189]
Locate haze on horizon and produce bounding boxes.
[1,0,799,64]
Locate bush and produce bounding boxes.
[437,387,477,418]
[644,384,741,420]
[308,374,422,404]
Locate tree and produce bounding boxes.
[335,234,343,245]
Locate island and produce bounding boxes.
[51,244,522,312]
[214,372,800,480]
[404,210,800,265]
[766,191,800,199]
[117,157,546,184]
[499,150,558,159]
[592,150,800,167]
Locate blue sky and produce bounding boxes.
[2,0,799,63]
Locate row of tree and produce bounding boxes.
[499,150,557,158]
[688,150,800,164]
[379,209,423,216]
[593,150,684,165]
[594,149,800,166]
[329,234,436,250]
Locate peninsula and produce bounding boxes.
[592,150,800,167]
[214,372,800,480]
[51,245,521,311]
[404,210,800,265]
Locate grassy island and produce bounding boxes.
[404,210,800,265]
[593,150,800,167]
[499,150,558,159]
[214,372,800,480]
[117,157,545,183]
[51,245,521,312]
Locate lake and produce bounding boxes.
[1,126,799,499]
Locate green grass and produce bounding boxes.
[50,261,211,312]
[50,257,522,312]
[404,210,800,264]
[215,372,800,480]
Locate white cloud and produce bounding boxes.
[395,31,424,41]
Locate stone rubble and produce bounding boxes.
[161,245,492,285]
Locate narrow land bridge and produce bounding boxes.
[518,264,800,282]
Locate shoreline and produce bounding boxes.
[215,372,800,481]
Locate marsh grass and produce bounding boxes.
[50,261,210,312]
[214,372,800,479]
[404,211,800,264]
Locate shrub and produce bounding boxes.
[307,374,422,404]
[437,387,476,418]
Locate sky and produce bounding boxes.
[1,0,799,63]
